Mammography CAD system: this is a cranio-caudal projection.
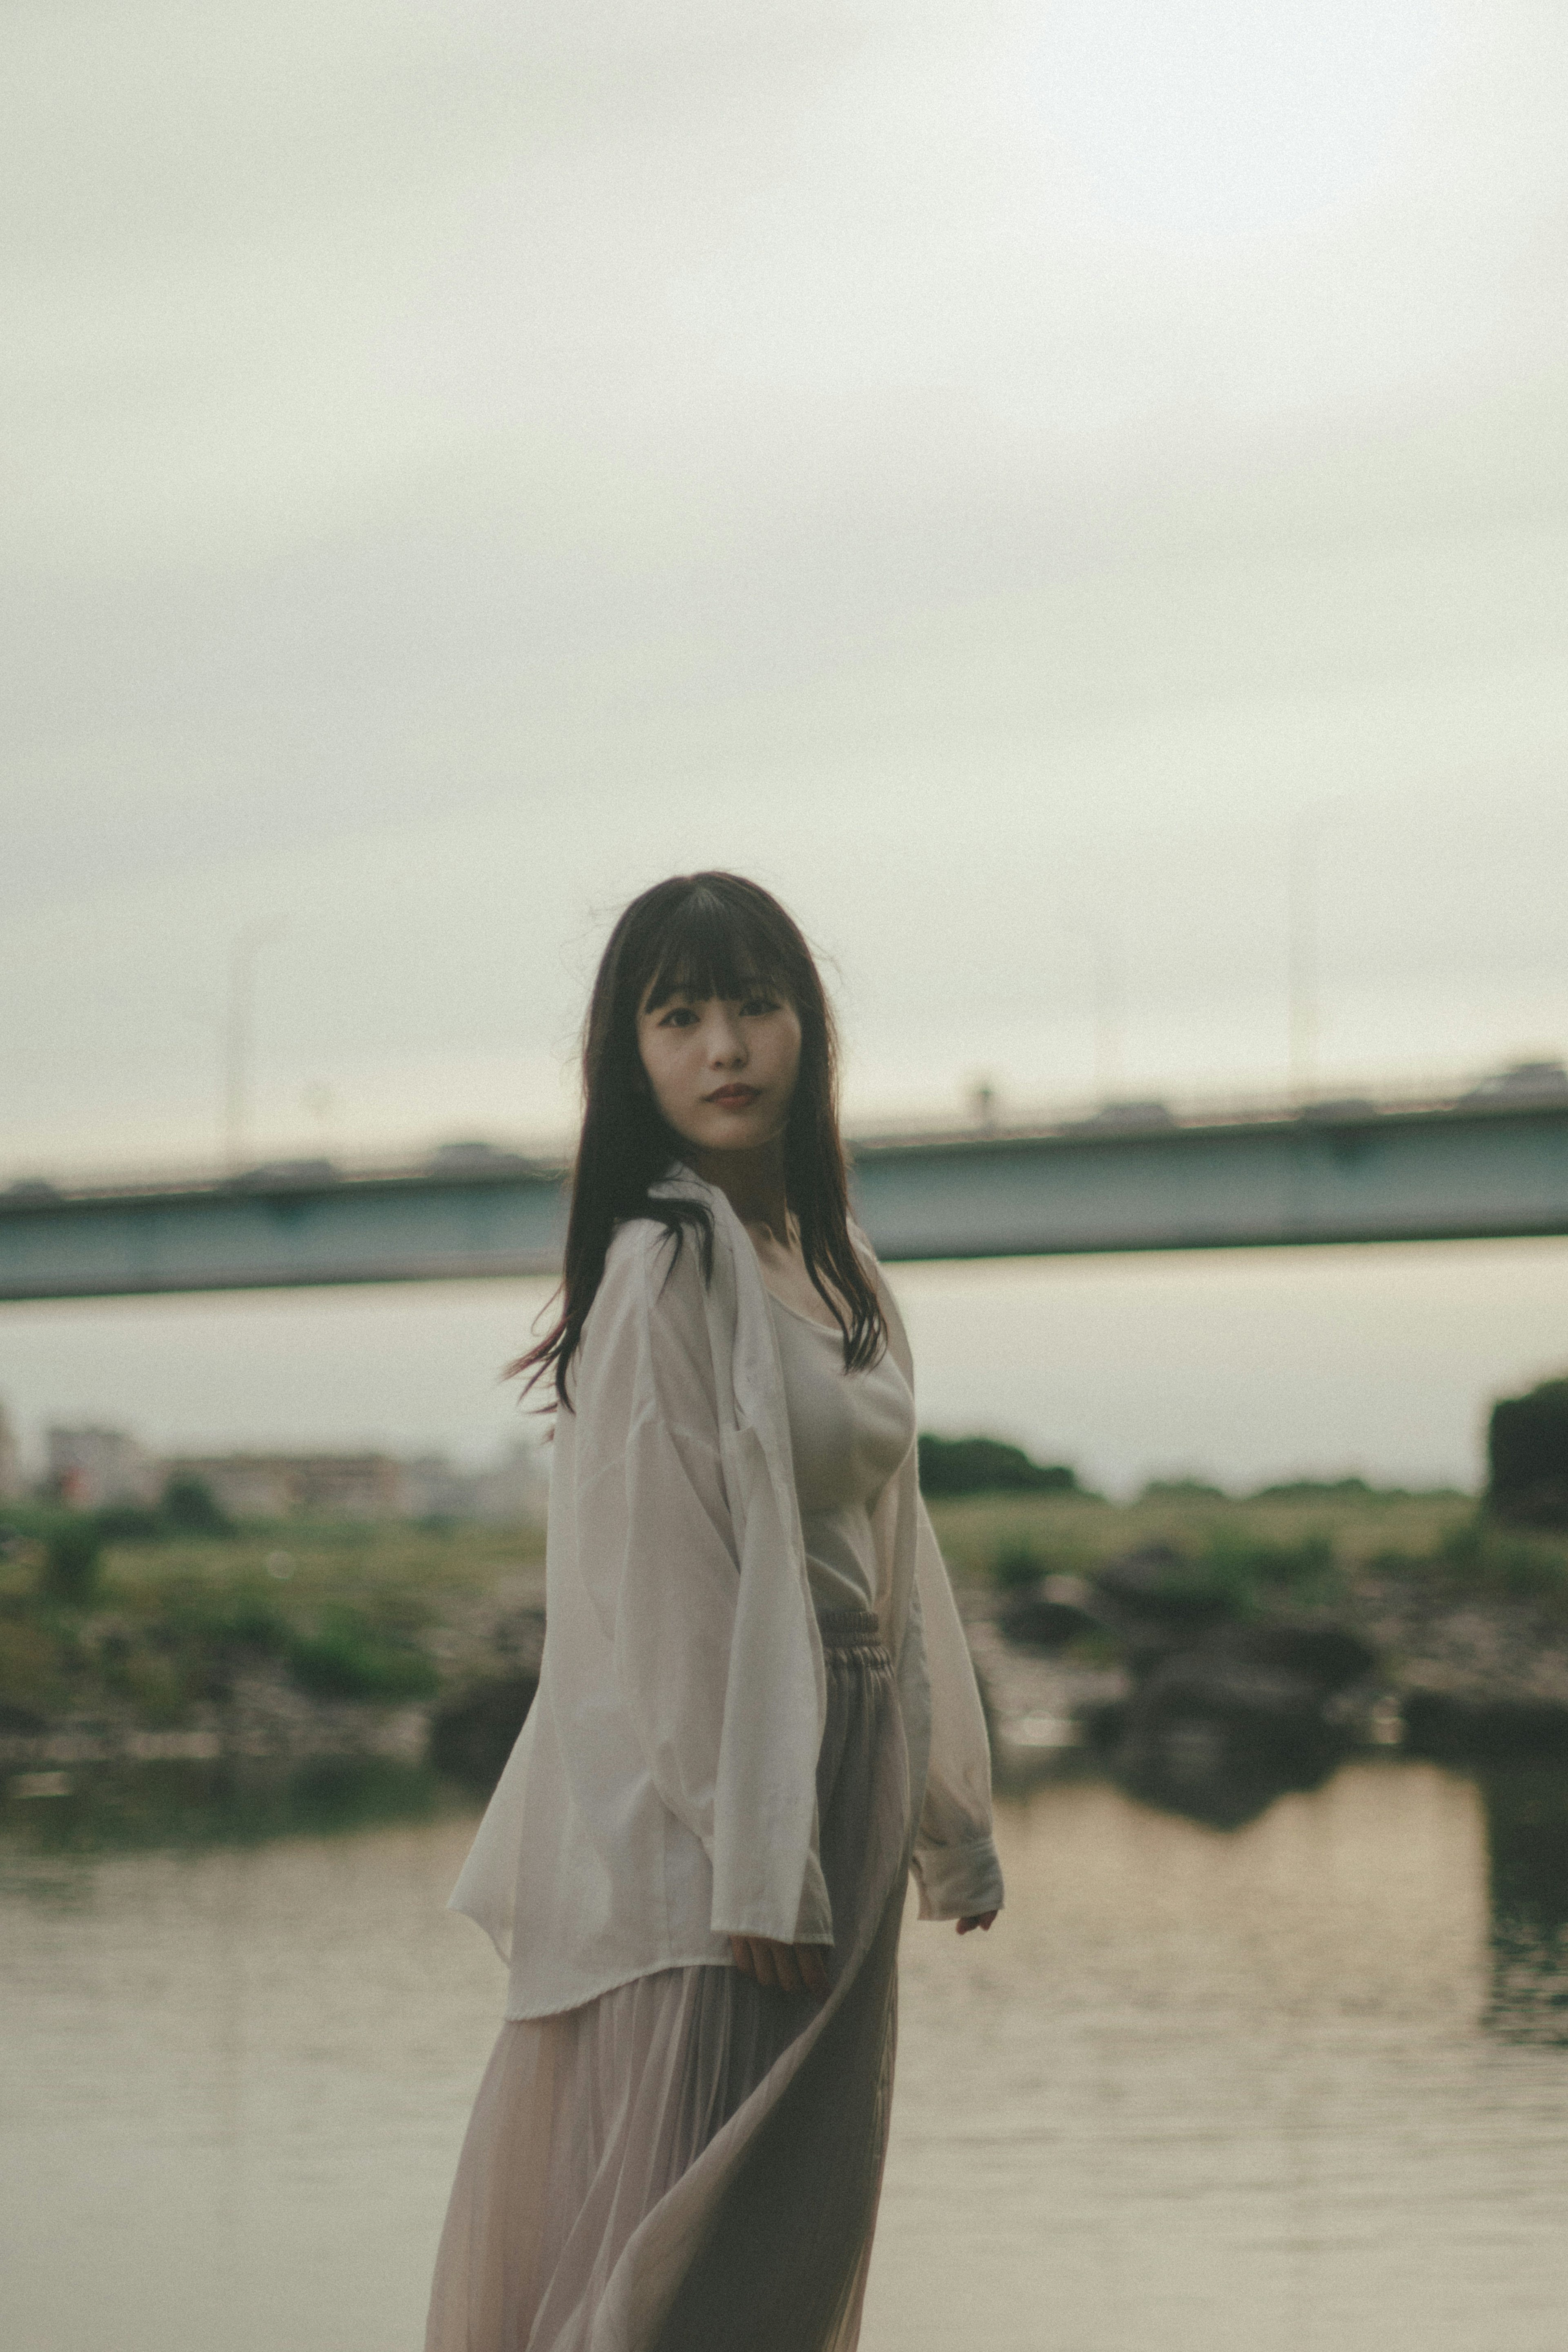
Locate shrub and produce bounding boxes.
[1488,1379,1568,1527]
[918,1433,1078,1498]
[1437,1514,1568,1607]
[1249,1476,1379,1502]
[1198,1528,1339,1611]
[160,1475,234,1536]
[0,1615,64,1719]
[93,1503,167,1542]
[1116,1530,1341,1619]
[154,1582,292,1655]
[287,1607,440,1702]
[991,1542,1049,1592]
[39,1516,104,1606]
[118,1651,195,1726]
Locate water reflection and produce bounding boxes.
[2,1758,1566,2352]
[9,1748,1568,2052]
[1107,1714,1348,1830]
[0,1755,457,1857]
[1483,1771,1568,2044]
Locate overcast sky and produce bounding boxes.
[3,1,1567,1485]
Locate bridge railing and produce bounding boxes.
[6,1061,1566,1205]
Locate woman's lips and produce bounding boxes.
[705,1085,759,1106]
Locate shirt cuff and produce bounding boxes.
[912,1832,1005,1922]
[712,1849,834,1948]
[791,1847,833,1944]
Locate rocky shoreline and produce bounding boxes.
[966,1558,1568,1824]
[8,1557,1568,1827]
[0,1574,548,1792]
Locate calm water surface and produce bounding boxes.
[4,1757,1568,2352]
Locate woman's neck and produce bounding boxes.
[684,1138,791,1244]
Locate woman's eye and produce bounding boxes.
[660,1007,698,1028]
[740,996,778,1017]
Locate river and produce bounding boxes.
[4,1755,1567,2352]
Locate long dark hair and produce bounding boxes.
[513,872,885,1410]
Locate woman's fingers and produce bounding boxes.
[956,1910,999,1935]
[771,1944,804,1996]
[729,1936,832,2001]
[751,1938,781,1990]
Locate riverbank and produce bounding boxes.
[5,1492,1568,1811]
[938,1487,1568,1808]
[0,1519,546,1781]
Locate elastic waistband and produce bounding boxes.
[816,1608,886,1655]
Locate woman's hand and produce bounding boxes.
[956,1911,998,1935]
[728,1935,831,2003]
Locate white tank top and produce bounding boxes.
[766,1289,918,1619]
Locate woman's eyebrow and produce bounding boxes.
[644,974,777,1012]
[641,979,699,1012]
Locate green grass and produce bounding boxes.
[7,1485,1568,1737]
[0,1518,545,1728]
[927,1485,1568,1619]
[926,1477,1568,1627]
[924,1485,1476,1583]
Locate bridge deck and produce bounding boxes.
[4,1097,1567,1302]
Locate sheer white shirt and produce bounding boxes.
[449,1169,1005,2020]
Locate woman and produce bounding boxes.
[427,873,1003,2352]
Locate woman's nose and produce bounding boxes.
[706,1014,746,1064]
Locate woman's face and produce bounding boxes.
[636,976,802,1159]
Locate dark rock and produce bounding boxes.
[1119,1735,1340,1831]
[1194,1621,1378,1692]
[1127,1655,1335,1763]
[998,1574,1101,1652]
[429,1674,537,1790]
[1091,1545,1236,1644]
[1113,1619,1379,1829]
[1403,1691,1568,1763]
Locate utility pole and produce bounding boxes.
[223,921,284,1171]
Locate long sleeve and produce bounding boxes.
[572,1228,736,1864]
[572,1221,831,1946]
[909,1497,1006,1922]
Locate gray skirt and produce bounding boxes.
[425,1612,911,2352]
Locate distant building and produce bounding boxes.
[160,1441,548,1526]
[17,1408,548,1526]
[46,1425,160,1509]
[0,1400,22,1501]
[162,1451,406,1521]
[158,1456,294,1519]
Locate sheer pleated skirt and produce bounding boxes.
[425,1614,910,2352]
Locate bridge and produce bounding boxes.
[4,1078,1568,1302]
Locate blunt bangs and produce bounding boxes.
[634,887,795,1016]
